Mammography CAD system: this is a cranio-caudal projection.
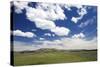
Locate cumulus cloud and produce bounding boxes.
[32,18,70,36]
[36,2,66,20]
[32,18,56,30]
[51,27,70,36]
[25,3,66,21]
[13,1,70,36]
[13,2,89,37]
[71,6,87,23]
[72,33,85,38]
[13,1,28,13]
[13,37,97,51]
[12,30,36,38]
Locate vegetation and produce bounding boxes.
[13,49,97,66]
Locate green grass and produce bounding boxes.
[13,50,97,66]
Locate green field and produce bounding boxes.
[13,49,97,66]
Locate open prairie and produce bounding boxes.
[13,49,97,66]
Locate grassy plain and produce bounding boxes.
[13,49,97,66]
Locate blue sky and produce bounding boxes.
[11,1,97,51]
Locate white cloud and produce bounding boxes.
[13,41,40,51]
[59,4,87,24]
[63,5,71,10]
[52,34,55,37]
[33,18,70,36]
[59,37,97,50]
[12,30,36,38]
[63,4,82,11]
[36,3,66,20]
[39,38,97,50]
[33,18,56,30]
[13,1,28,13]
[25,2,69,36]
[71,17,79,23]
[26,7,48,21]
[13,1,70,36]
[51,27,70,36]
[13,2,89,36]
[39,38,45,40]
[26,3,66,21]
[71,6,87,23]
[72,33,85,38]
[13,37,97,51]
[44,33,52,36]
[77,7,87,16]
[44,33,55,37]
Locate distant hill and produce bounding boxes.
[13,48,97,53]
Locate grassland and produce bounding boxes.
[12,49,97,66]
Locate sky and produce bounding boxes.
[11,1,97,51]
